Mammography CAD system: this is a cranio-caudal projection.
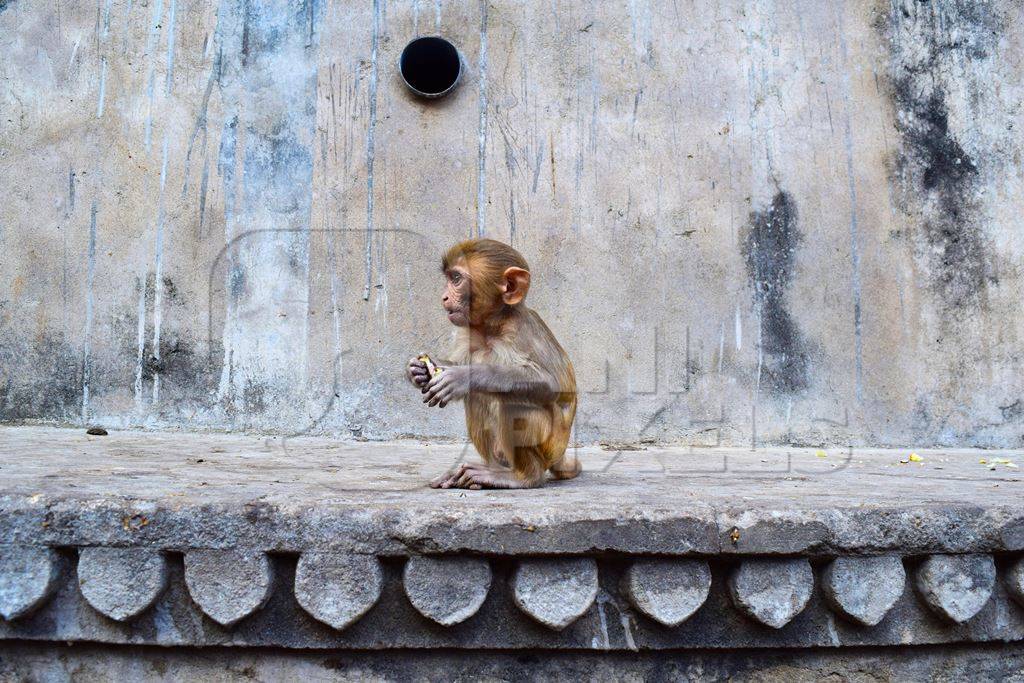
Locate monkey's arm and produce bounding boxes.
[423,363,559,407]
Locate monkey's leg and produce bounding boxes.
[444,404,550,489]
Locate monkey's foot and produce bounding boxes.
[432,462,532,490]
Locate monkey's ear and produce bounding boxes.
[501,267,531,305]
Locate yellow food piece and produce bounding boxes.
[418,354,442,376]
[908,453,922,462]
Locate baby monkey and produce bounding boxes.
[406,239,579,489]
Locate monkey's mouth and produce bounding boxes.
[445,309,468,324]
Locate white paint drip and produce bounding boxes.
[151,132,170,404]
[374,270,389,316]
[363,0,380,301]
[164,0,177,94]
[594,596,611,650]
[68,35,81,70]
[717,322,725,373]
[475,0,488,238]
[825,612,841,646]
[122,0,134,55]
[81,201,98,424]
[101,0,113,39]
[133,276,147,414]
[734,302,742,351]
[144,71,155,152]
[96,57,107,118]
[836,8,864,404]
[326,229,344,392]
[755,311,763,393]
[619,613,637,651]
[143,0,165,151]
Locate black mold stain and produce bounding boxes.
[0,334,82,421]
[882,0,1002,310]
[242,378,268,413]
[999,399,1023,423]
[142,336,200,383]
[228,265,247,300]
[143,273,185,307]
[112,275,220,408]
[742,192,809,394]
[891,80,991,309]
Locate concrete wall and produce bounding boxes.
[1,0,1022,447]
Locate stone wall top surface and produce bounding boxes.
[1,427,1022,556]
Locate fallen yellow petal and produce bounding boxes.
[908,453,922,462]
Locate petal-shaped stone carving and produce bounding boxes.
[294,552,383,631]
[78,548,168,621]
[0,546,59,620]
[624,559,711,627]
[915,554,995,624]
[1008,557,1024,609]
[512,558,598,630]
[822,556,905,626]
[403,556,491,626]
[728,558,813,628]
[184,550,273,627]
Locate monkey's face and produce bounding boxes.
[442,263,474,327]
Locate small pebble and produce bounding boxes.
[86,427,108,436]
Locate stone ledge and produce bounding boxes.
[1,427,1022,557]
[2,550,1024,649]
[0,426,1023,650]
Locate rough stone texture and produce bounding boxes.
[77,548,167,622]
[2,553,1024,650]
[624,559,712,627]
[6,641,1024,682]
[183,550,273,627]
[728,559,814,628]
[0,545,58,620]
[1009,558,1024,609]
[822,555,906,626]
[2,428,1023,558]
[915,554,996,624]
[512,558,599,630]
[403,556,491,626]
[294,552,383,631]
[3,1,1024,452]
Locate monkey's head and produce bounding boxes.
[441,239,531,328]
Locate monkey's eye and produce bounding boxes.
[450,272,463,285]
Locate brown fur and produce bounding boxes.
[452,308,578,483]
[443,240,578,486]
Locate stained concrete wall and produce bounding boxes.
[1,0,1022,447]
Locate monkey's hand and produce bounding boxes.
[423,365,470,408]
[406,355,430,389]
